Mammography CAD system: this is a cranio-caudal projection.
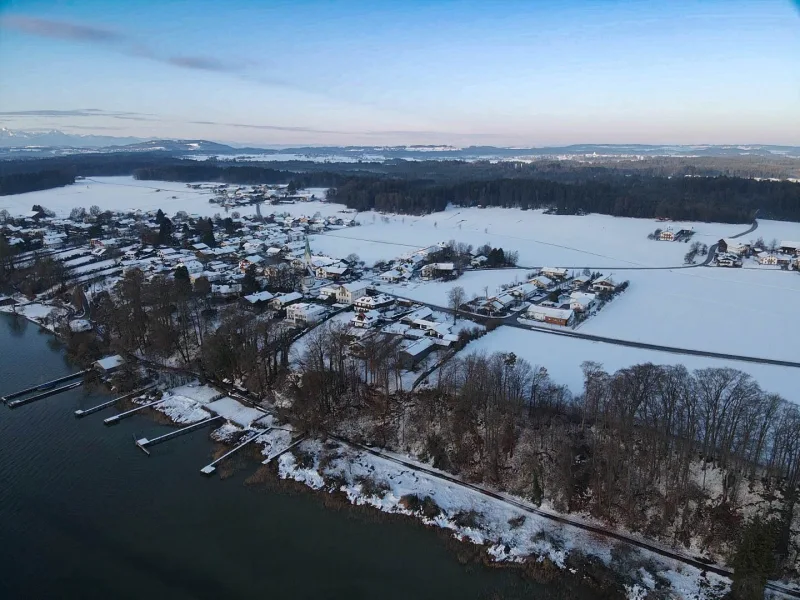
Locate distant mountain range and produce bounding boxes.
[1,128,799,159]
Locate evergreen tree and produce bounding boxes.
[729,516,777,600]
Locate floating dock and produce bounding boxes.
[135,415,223,455]
[6,380,84,408]
[200,428,270,476]
[74,385,155,418]
[104,397,164,426]
[2,370,88,404]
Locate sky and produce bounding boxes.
[0,0,799,147]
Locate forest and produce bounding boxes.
[3,152,800,222]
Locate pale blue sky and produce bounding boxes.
[0,0,798,146]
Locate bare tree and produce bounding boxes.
[447,286,466,322]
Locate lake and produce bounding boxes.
[0,313,594,599]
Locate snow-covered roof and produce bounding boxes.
[243,290,274,303]
[94,355,124,371]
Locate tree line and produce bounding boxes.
[0,170,75,196]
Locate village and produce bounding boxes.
[0,187,634,385]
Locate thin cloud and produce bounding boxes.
[0,15,123,43]
[1,15,244,75]
[0,109,159,122]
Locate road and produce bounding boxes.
[335,438,800,598]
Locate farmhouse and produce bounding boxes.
[659,229,675,241]
[717,239,748,255]
[242,290,274,309]
[779,241,800,256]
[526,305,574,326]
[421,262,455,280]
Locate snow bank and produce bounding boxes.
[205,396,265,427]
[154,394,211,424]
[277,439,730,599]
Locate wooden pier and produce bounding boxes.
[104,398,164,426]
[74,385,155,418]
[200,428,270,476]
[262,434,307,465]
[135,415,223,455]
[6,380,84,409]
[2,370,88,404]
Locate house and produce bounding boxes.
[569,291,597,312]
[242,290,275,309]
[757,252,778,265]
[401,306,433,324]
[315,264,349,279]
[317,285,340,300]
[378,269,403,283]
[421,262,456,280]
[180,260,205,274]
[351,309,381,328]
[717,239,748,255]
[540,267,568,279]
[526,305,574,326]
[507,282,537,300]
[354,294,394,310]
[716,253,742,268]
[779,241,800,256]
[470,255,488,267]
[239,255,264,271]
[571,275,590,289]
[336,282,368,305]
[211,283,242,298]
[286,302,326,325]
[591,275,617,293]
[530,275,553,289]
[271,291,303,310]
[94,355,125,374]
[659,229,675,241]
[399,338,436,369]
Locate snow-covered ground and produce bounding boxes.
[581,267,800,362]
[278,438,730,599]
[454,327,800,403]
[0,177,327,219]
[205,396,266,428]
[380,269,531,305]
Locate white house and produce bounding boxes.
[569,291,597,312]
[315,264,349,279]
[336,282,368,305]
[242,290,274,307]
[286,302,326,325]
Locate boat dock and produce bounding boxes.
[135,415,223,455]
[262,434,307,464]
[2,370,88,404]
[104,398,164,426]
[74,385,155,418]
[6,380,84,409]
[200,428,270,476]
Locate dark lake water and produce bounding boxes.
[0,313,595,600]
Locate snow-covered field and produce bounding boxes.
[580,267,800,362]
[0,177,327,219]
[456,327,800,403]
[380,269,531,305]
